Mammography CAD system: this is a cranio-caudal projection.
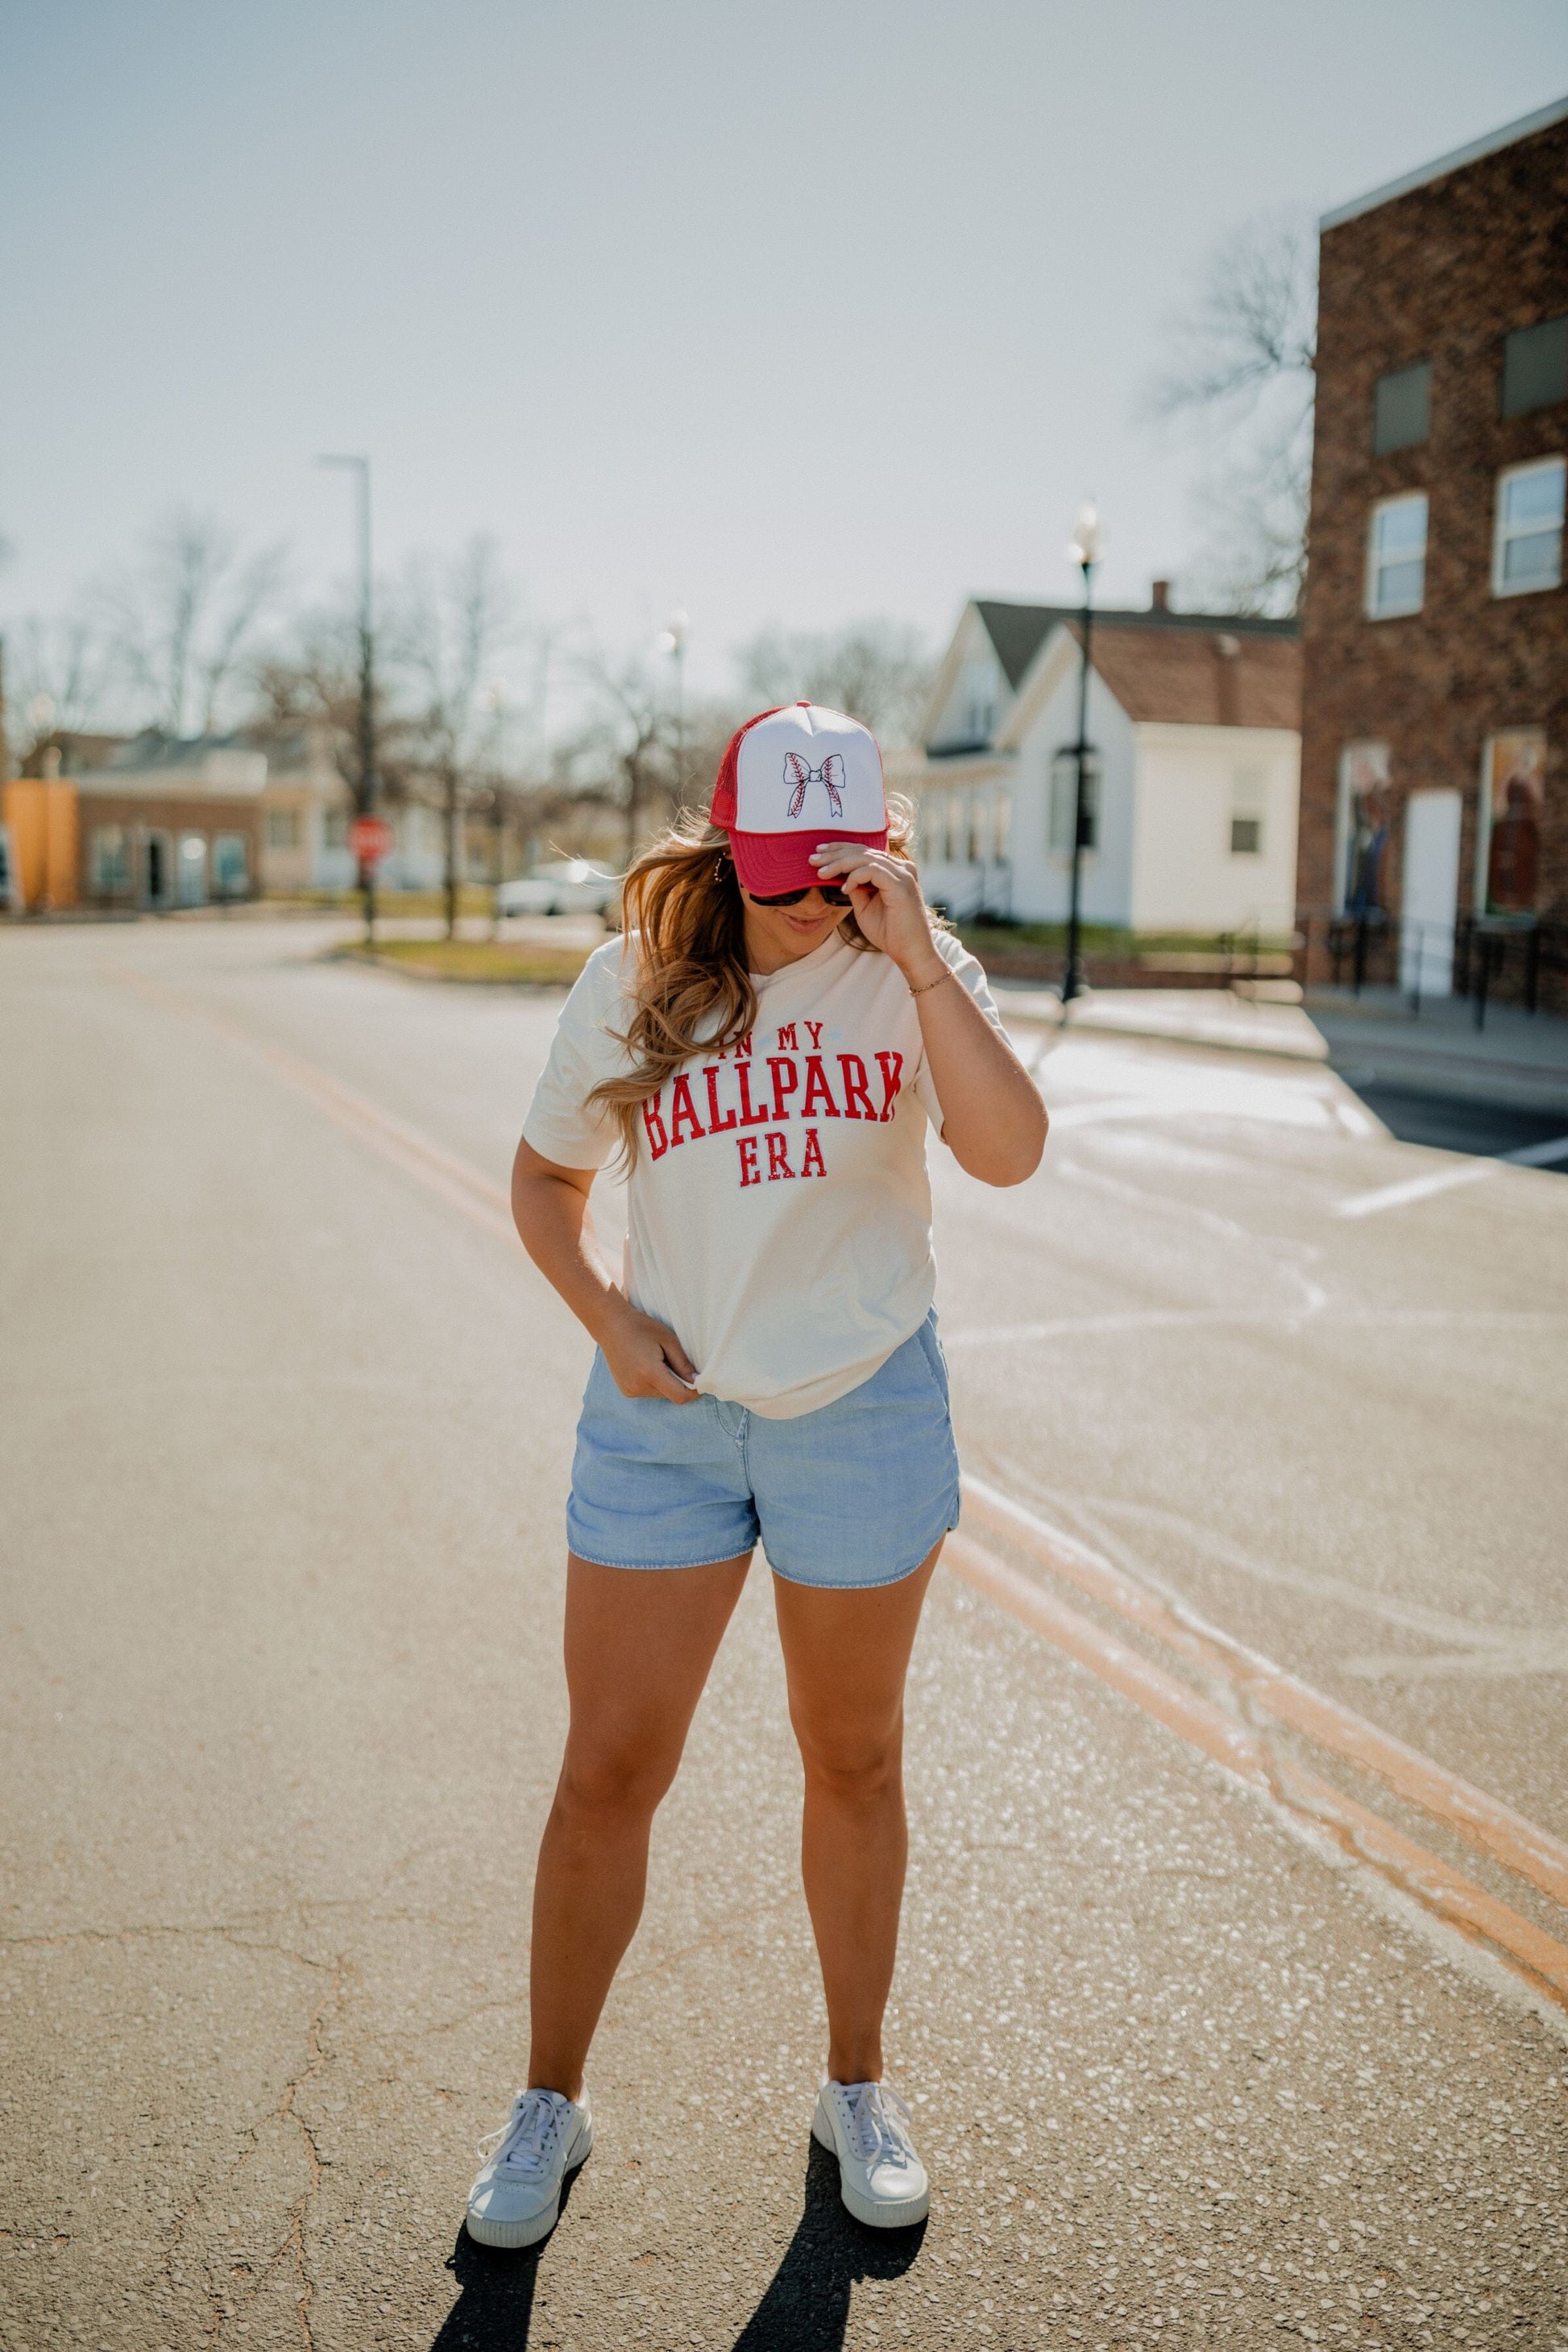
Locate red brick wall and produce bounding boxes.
[75,794,262,901]
[1300,114,1568,940]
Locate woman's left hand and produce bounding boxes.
[810,844,946,985]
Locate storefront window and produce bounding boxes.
[212,834,250,896]
[90,826,132,894]
[1479,731,1545,914]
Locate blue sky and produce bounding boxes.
[3,0,1566,710]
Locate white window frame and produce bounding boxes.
[1365,492,1428,620]
[1491,456,1565,599]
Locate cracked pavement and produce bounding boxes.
[2,919,1566,2351]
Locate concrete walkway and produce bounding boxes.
[1307,986,1568,1112]
[990,981,1330,1063]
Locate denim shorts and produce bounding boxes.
[566,1312,961,1589]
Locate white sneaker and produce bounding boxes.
[465,2086,593,2249]
[812,2079,930,2228]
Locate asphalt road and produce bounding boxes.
[3,918,1566,2352]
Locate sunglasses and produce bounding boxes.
[746,883,851,908]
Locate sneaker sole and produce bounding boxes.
[811,2109,930,2230]
[465,2128,593,2250]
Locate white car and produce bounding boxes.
[497,859,619,919]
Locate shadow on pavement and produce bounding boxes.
[732,2135,927,2350]
[427,2141,924,2349]
[429,2162,587,2348]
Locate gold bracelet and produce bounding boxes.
[906,964,952,998]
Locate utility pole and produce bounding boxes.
[317,455,377,943]
[1063,501,1104,1006]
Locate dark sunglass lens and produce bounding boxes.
[820,886,850,906]
[752,887,808,906]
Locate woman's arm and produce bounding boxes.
[811,844,1048,1188]
[511,1136,701,1401]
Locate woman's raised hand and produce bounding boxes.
[810,845,947,987]
[600,1300,702,1404]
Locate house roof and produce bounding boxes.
[1079,620,1301,730]
[973,598,1296,689]
[965,599,1300,733]
[102,728,258,772]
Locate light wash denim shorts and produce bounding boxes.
[566,1311,961,1589]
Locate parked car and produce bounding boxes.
[497,858,619,919]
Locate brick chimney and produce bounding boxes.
[1150,579,1171,612]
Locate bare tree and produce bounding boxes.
[1147,213,1317,614]
[396,537,518,937]
[736,619,933,745]
[98,508,287,736]
[251,604,419,820]
[570,653,675,866]
[6,613,109,763]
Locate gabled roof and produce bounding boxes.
[974,598,1295,682]
[973,601,1073,690]
[1085,622,1301,730]
[962,600,1299,741]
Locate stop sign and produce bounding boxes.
[349,815,395,866]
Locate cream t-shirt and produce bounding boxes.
[522,925,1002,1418]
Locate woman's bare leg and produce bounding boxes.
[528,1551,751,2099]
[772,1545,941,2087]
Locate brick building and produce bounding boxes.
[1299,96,1568,1001]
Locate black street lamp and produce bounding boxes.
[317,454,377,943]
[1063,500,1104,1005]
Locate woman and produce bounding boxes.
[467,702,1047,2247]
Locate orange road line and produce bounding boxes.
[962,1475,1568,1919]
[118,971,519,1249]
[944,1533,1568,2013]
[125,969,1568,2004]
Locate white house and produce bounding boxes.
[892,590,1303,937]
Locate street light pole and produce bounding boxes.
[317,454,376,943]
[1063,500,1104,1006]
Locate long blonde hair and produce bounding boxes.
[589,794,921,1164]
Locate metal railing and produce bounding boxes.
[1295,908,1568,1029]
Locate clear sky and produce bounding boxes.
[4,0,1566,707]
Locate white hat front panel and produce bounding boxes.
[732,704,886,837]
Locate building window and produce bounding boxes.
[1373,359,1430,454]
[265,807,301,848]
[213,834,250,895]
[1338,742,1392,914]
[1049,748,1101,853]
[1501,316,1568,419]
[1492,458,1564,596]
[324,807,350,849]
[1366,492,1427,618]
[1479,731,1546,913]
[967,794,987,865]
[90,825,132,894]
[1230,769,1265,857]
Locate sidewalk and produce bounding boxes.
[1306,985,1568,1113]
[990,981,1330,1062]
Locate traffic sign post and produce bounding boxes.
[349,815,395,868]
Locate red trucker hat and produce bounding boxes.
[711,702,888,894]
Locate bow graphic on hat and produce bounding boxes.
[783,751,846,820]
